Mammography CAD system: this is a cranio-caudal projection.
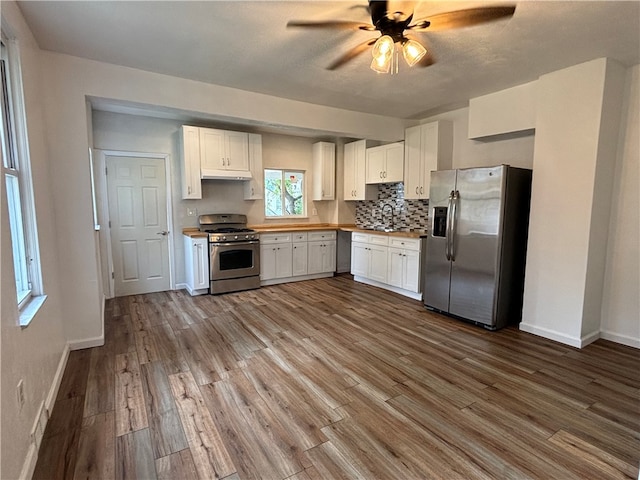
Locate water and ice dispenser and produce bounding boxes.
[432,207,448,237]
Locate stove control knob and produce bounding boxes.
[221,236,226,241]
[234,235,238,240]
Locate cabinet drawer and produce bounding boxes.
[369,234,389,246]
[260,233,292,244]
[352,232,369,243]
[292,232,308,241]
[308,230,336,242]
[389,237,421,251]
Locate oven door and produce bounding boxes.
[210,240,260,281]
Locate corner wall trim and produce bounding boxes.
[519,322,582,348]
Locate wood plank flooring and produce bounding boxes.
[33,274,640,479]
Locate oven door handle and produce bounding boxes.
[210,240,260,247]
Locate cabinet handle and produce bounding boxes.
[379,171,383,179]
[416,186,419,194]
[227,157,230,165]
[420,186,424,194]
[383,171,387,178]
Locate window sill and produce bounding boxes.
[265,216,309,220]
[19,295,47,328]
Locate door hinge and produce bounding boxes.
[111,271,114,279]
[108,220,111,228]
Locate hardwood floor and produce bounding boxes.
[34,274,640,479]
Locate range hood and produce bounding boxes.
[201,169,252,180]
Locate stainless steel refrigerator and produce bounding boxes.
[423,165,532,330]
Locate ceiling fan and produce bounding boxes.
[287,1,516,72]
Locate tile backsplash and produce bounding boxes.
[355,183,429,231]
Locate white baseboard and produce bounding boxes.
[580,329,601,348]
[519,323,583,348]
[19,342,71,480]
[68,335,104,350]
[600,330,640,349]
[260,272,334,287]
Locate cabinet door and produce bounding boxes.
[199,128,226,171]
[260,245,277,280]
[403,249,421,293]
[180,126,202,199]
[226,131,249,171]
[275,243,293,278]
[313,142,335,200]
[404,126,422,200]
[343,141,356,200]
[354,140,377,200]
[292,242,308,276]
[421,122,439,199]
[307,241,324,274]
[194,238,209,290]
[244,133,263,200]
[365,146,385,184]
[387,247,404,288]
[384,143,405,183]
[323,241,336,273]
[368,244,388,283]
[351,242,369,277]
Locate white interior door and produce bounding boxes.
[106,155,170,296]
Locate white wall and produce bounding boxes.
[1,3,68,479]
[521,58,627,347]
[600,65,640,347]
[420,106,535,170]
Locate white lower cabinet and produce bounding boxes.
[260,230,336,285]
[351,232,423,300]
[260,233,293,281]
[184,235,209,295]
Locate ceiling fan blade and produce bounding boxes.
[410,6,516,32]
[405,34,436,68]
[287,20,375,31]
[327,38,377,70]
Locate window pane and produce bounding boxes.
[284,171,304,215]
[5,173,30,303]
[264,169,283,216]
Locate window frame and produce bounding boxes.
[1,36,45,325]
[264,168,306,218]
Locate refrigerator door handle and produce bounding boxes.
[446,190,454,260]
[450,190,459,261]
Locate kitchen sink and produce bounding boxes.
[372,226,399,233]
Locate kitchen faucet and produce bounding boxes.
[381,203,395,231]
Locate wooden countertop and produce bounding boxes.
[183,224,428,238]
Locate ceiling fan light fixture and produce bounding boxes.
[370,55,392,73]
[402,39,427,66]
[371,35,394,60]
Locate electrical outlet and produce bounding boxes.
[186,207,197,217]
[312,208,318,216]
[17,379,25,410]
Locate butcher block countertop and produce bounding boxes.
[182,228,208,238]
[183,224,427,238]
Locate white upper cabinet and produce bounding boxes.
[344,140,377,201]
[180,125,202,199]
[200,127,249,176]
[244,133,263,200]
[365,142,404,184]
[403,121,453,200]
[312,142,336,201]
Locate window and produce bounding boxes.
[1,38,44,323]
[264,169,305,217]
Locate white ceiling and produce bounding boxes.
[16,1,640,120]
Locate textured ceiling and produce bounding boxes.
[16,1,640,120]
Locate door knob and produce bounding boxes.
[157,230,170,236]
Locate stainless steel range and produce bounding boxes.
[198,214,260,294]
